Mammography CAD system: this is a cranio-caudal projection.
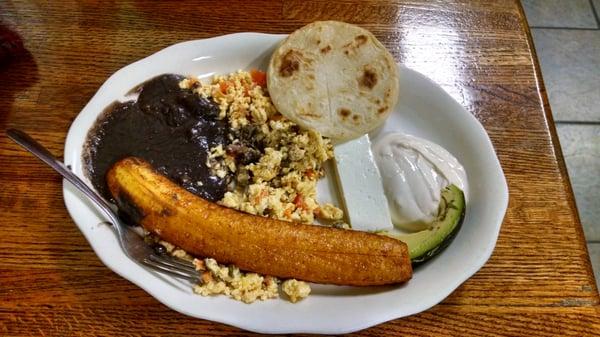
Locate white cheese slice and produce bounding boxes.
[333,134,394,231]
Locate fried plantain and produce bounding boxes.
[107,157,412,286]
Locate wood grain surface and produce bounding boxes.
[1,0,599,335]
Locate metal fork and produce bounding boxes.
[7,129,200,283]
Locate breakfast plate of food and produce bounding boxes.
[62,21,508,334]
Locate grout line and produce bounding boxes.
[590,0,600,27]
[555,120,600,125]
[587,241,600,244]
[529,26,599,30]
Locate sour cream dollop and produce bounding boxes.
[373,133,468,232]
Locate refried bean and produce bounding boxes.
[84,74,230,202]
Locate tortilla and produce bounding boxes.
[267,21,399,141]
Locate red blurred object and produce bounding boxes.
[0,25,25,64]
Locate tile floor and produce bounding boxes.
[523,0,600,288]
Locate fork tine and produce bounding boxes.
[169,256,197,270]
[142,259,200,283]
[148,254,198,274]
[153,254,198,272]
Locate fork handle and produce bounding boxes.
[6,128,122,229]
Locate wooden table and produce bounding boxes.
[1,1,599,335]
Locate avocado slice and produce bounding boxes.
[382,184,465,265]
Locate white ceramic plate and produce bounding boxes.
[63,33,508,334]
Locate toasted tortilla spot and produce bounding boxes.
[320,45,332,54]
[378,106,388,114]
[355,34,368,45]
[352,114,360,122]
[279,50,302,77]
[360,69,377,89]
[339,108,351,118]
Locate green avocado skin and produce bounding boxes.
[382,185,466,266]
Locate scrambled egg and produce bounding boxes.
[176,70,344,304]
[282,279,311,303]
[189,70,343,224]
[193,258,279,304]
